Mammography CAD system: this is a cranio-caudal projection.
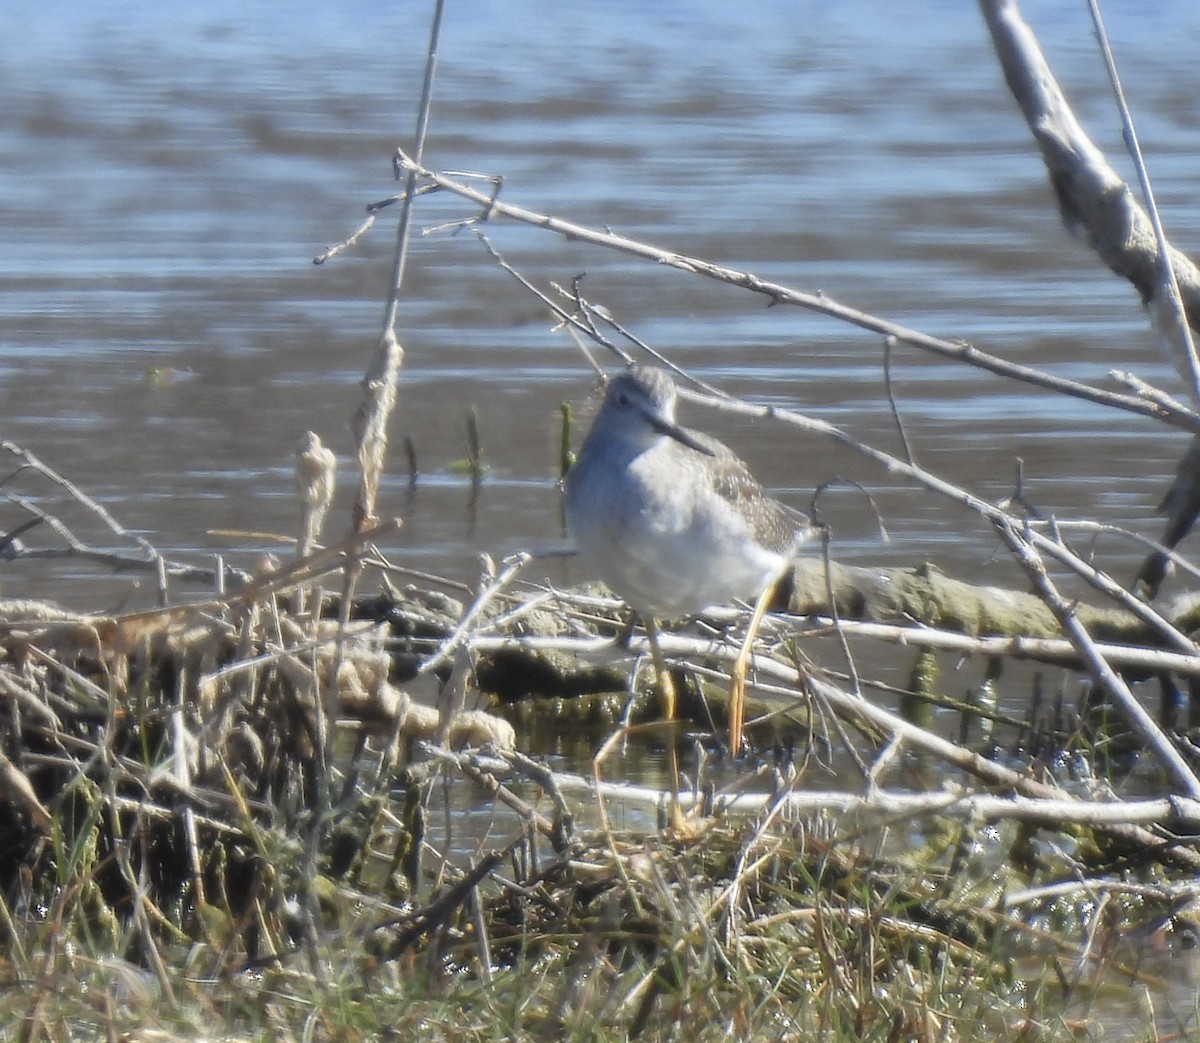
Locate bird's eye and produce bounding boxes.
[615,391,630,407]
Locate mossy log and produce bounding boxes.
[786,559,1200,644]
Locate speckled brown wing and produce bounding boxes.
[689,429,810,557]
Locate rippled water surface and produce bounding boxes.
[5,0,1200,610]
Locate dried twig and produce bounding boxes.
[394,152,1200,435]
[349,2,446,532]
[981,0,1200,396]
[978,0,1200,594]
[993,515,1200,799]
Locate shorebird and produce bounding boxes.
[564,365,811,755]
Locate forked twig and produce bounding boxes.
[395,151,1200,435]
[993,515,1200,799]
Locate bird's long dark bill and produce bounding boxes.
[648,415,716,457]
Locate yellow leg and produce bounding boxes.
[643,616,676,721]
[643,616,680,802]
[728,582,776,756]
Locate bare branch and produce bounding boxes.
[397,152,1200,435]
[979,0,1200,376]
[993,514,1200,798]
[979,0,1200,595]
[350,0,446,533]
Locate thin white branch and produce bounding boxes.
[994,515,1200,799]
[394,151,1200,435]
[548,771,1200,833]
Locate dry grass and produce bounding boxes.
[0,573,1195,1042]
